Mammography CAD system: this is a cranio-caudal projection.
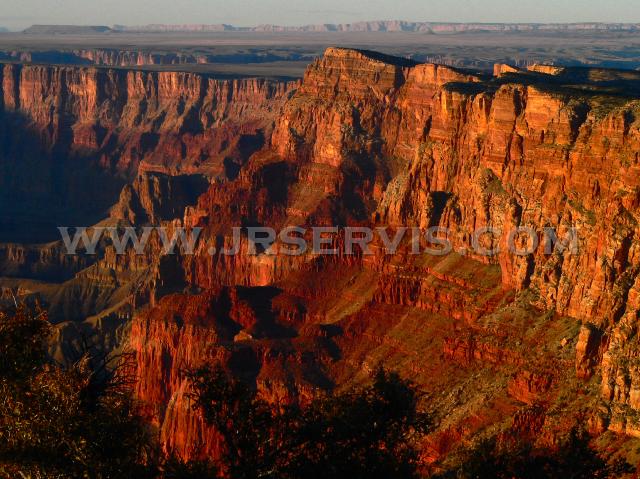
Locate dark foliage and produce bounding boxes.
[184,365,431,479]
[1,305,630,479]
[0,305,155,478]
[439,428,634,479]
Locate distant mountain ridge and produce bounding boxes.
[23,25,113,34]
[113,20,640,33]
[23,21,640,35]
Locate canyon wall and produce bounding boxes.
[0,49,314,68]
[0,62,296,241]
[267,49,640,438]
[124,48,640,463]
[0,62,296,176]
[269,47,640,322]
[3,47,640,466]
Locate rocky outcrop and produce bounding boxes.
[269,47,640,325]
[0,62,296,242]
[0,241,92,281]
[130,289,333,459]
[7,47,640,464]
[0,63,295,176]
[111,172,210,224]
[0,49,315,69]
[125,49,640,458]
[134,48,640,455]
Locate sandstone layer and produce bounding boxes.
[122,49,640,464]
[4,48,640,468]
[0,62,296,241]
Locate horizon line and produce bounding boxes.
[11,19,640,32]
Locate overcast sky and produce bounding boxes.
[1,0,639,30]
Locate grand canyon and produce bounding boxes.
[2,18,640,478]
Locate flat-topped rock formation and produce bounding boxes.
[23,25,114,34]
[111,21,640,34]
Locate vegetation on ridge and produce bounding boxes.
[0,305,633,478]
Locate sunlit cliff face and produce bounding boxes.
[3,47,640,463]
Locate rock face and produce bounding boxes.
[0,49,315,69]
[131,288,333,459]
[0,63,295,175]
[0,63,296,241]
[6,48,640,464]
[266,47,640,321]
[121,48,640,462]
[110,172,210,225]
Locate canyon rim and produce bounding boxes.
[2,16,640,477]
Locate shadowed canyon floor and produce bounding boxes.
[3,45,640,473]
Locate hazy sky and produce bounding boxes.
[1,0,639,30]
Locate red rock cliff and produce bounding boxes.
[80,49,640,462]
[0,63,297,242]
